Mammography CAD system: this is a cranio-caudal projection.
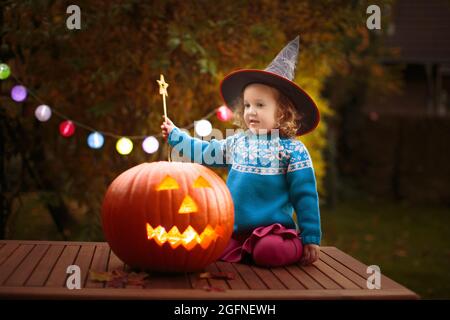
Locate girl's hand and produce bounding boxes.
[161,116,175,141]
[300,244,320,265]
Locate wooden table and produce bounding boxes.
[0,240,419,300]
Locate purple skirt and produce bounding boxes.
[219,223,303,267]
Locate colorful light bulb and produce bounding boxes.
[11,85,27,102]
[87,132,105,149]
[194,119,212,137]
[116,137,133,155]
[59,120,76,137]
[142,136,159,154]
[216,105,233,122]
[35,105,52,122]
[0,64,11,80]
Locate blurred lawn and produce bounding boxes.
[321,199,450,299]
[6,194,450,299]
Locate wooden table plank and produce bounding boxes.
[105,249,125,288]
[45,245,80,287]
[298,263,341,289]
[85,244,110,288]
[313,260,360,289]
[0,242,20,266]
[204,263,229,290]
[0,286,419,300]
[73,245,96,288]
[107,250,124,272]
[5,244,49,286]
[250,265,286,289]
[284,265,324,289]
[1,240,106,246]
[26,244,65,287]
[0,244,34,285]
[188,271,208,290]
[271,266,306,290]
[191,266,233,291]
[145,272,191,289]
[323,247,406,290]
[319,250,367,289]
[113,258,190,290]
[215,261,248,290]
[232,262,267,289]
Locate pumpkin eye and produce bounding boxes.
[156,175,211,214]
[193,176,212,188]
[156,175,179,190]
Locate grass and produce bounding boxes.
[6,193,450,299]
[321,199,450,299]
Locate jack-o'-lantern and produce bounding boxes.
[101,161,234,272]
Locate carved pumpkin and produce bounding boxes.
[101,161,234,272]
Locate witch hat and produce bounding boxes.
[220,36,320,136]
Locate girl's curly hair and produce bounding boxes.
[232,84,303,138]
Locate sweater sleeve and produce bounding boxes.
[167,127,230,167]
[286,142,322,245]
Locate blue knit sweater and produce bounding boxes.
[168,127,321,245]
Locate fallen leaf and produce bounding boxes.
[106,277,126,288]
[111,269,128,278]
[199,272,235,280]
[90,268,148,288]
[127,272,150,286]
[89,270,113,282]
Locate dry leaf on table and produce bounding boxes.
[89,270,113,282]
[89,269,150,288]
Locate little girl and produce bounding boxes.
[161,36,321,267]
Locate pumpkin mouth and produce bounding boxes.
[146,223,225,250]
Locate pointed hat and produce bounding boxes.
[220,36,320,136]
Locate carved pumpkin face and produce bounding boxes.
[101,161,234,272]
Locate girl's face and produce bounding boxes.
[243,83,279,134]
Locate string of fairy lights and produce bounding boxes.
[0,63,234,155]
